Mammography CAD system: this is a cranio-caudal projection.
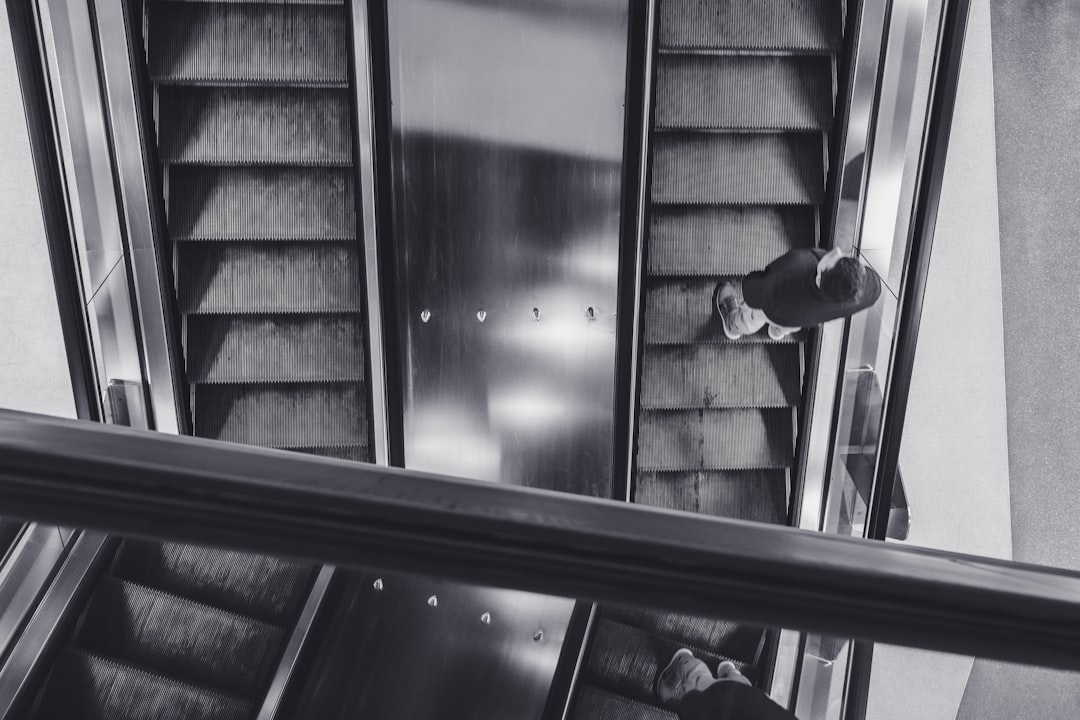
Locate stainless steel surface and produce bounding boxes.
[0,531,107,718]
[93,0,183,434]
[622,0,658,503]
[85,262,147,427]
[559,603,598,720]
[335,573,571,720]
[0,525,66,666]
[389,0,629,496]
[256,565,335,720]
[351,0,390,465]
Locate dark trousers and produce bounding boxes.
[678,682,797,720]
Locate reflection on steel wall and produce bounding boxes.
[383,1,628,717]
[389,0,629,496]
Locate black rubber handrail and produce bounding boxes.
[4,408,1080,673]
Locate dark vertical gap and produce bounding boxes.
[366,0,405,468]
[611,0,656,505]
[5,0,101,423]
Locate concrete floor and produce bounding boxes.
[0,16,73,419]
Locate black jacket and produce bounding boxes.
[742,248,882,328]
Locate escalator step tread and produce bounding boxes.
[187,314,364,383]
[643,279,807,345]
[32,648,252,720]
[158,86,352,165]
[294,444,371,461]
[149,0,345,8]
[112,540,315,624]
[656,54,833,131]
[147,3,348,85]
[168,166,355,241]
[583,618,751,704]
[178,242,363,314]
[636,408,792,470]
[74,576,284,697]
[649,206,815,276]
[193,382,368,447]
[634,470,788,524]
[640,344,801,409]
[600,606,764,665]
[658,0,841,52]
[651,133,823,205]
[570,685,677,720]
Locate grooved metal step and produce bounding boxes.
[150,0,343,6]
[570,685,677,720]
[651,133,824,205]
[147,3,348,85]
[658,0,842,52]
[656,55,833,130]
[639,344,801,409]
[32,648,252,720]
[158,86,352,165]
[648,206,816,276]
[295,445,370,460]
[643,279,807,345]
[187,314,364,383]
[168,167,356,241]
[583,619,751,705]
[112,540,314,624]
[75,577,284,697]
[600,606,763,665]
[634,470,788,523]
[193,382,367,447]
[636,408,793,471]
[178,242,363,314]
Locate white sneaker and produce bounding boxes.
[656,649,715,704]
[713,282,742,341]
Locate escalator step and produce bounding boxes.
[168,166,355,241]
[296,445,370,461]
[656,55,832,131]
[178,242,363,314]
[158,87,352,165]
[643,279,807,345]
[149,0,345,9]
[636,408,792,470]
[648,206,815,276]
[658,0,841,52]
[75,577,284,697]
[187,314,364,383]
[652,133,823,205]
[639,344,801,409]
[112,540,314,624]
[634,470,787,524]
[601,605,763,665]
[583,618,749,704]
[33,648,251,720]
[147,3,348,85]
[570,685,676,720]
[193,382,368,447]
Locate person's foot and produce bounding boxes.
[715,660,753,687]
[768,324,794,341]
[713,281,742,340]
[655,649,715,704]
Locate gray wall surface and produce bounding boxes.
[958,1,1080,718]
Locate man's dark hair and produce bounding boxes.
[820,257,865,302]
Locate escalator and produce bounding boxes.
[571,0,845,715]
[28,0,371,716]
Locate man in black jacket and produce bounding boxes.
[656,649,798,720]
[714,247,881,340]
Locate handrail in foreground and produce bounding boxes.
[1,409,1080,672]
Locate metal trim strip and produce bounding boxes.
[350,0,390,467]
